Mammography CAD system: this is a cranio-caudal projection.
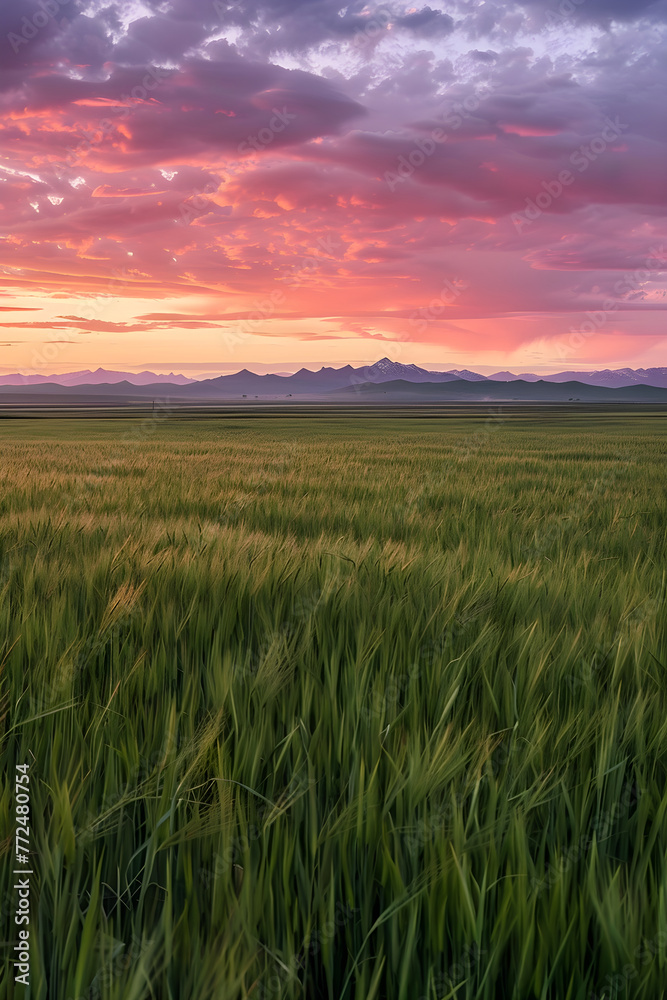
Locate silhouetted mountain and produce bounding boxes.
[487,368,667,388]
[187,366,356,395]
[0,368,195,386]
[328,379,667,402]
[2,359,667,402]
[361,359,460,382]
[487,371,537,382]
[443,369,488,381]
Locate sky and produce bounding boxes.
[1,0,666,376]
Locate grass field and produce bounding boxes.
[1,411,666,1000]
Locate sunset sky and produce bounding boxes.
[1,0,666,375]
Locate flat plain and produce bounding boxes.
[1,410,666,1000]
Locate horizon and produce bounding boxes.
[1,1,666,372]
[2,358,667,380]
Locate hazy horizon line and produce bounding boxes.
[0,359,661,379]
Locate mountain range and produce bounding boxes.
[328,378,667,403]
[0,368,196,386]
[2,359,667,389]
[1,359,666,403]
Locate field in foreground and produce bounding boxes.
[1,412,666,1000]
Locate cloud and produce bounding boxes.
[395,7,455,36]
[0,0,665,363]
[518,0,667,26]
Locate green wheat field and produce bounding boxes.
[1,410,666,1000]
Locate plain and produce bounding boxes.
[0,411,666,1000]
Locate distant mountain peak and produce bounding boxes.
[361,359,461,384]
[368,358,423,374]
[445,369,488,381]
